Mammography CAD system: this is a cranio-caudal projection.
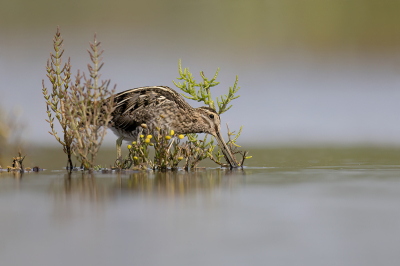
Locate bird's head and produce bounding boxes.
[196,107,238,168]
[195,106,221,135]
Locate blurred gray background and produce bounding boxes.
[1,0,400,147]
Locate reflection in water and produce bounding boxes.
[0,171,36,192]
[3,165,400,266]
[49,169,249,202]
[61,173,101,201]
[127,170,225,196]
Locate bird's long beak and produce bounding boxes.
[215,131,238,168]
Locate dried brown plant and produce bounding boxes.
[65,34,116,170]
[0,106,25,167]
[42,26,74,170]
[12,151,25,173]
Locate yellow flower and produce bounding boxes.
[165,136,171,140]
[140,135,144,138]
[147,135,152,139]
[178,134,184,139]
[170,130,174,135]
[145,138,150,144]
[149,143,154,146]
[132,141,136,145]
[178,156,183,160]
[133,156,138,160]
[128,145,132,149]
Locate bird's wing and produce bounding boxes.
[111,86,192,132]
[115,86,192,110]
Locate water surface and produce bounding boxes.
[1,148,400,266]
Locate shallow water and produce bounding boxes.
[1,148,400,266]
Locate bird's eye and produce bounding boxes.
[209,114,214,119]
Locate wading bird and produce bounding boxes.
[109,86,238,168]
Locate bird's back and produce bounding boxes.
[109,86,193,140]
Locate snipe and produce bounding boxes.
[108,86,238,167]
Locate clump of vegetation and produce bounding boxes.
[118,122,213,171]
[123,128,246,170]
[182,125,251,168]
[1,151,32,173]
[120,123,249,171]
[0,120,29,171]
[181,133,214,169]
[65,34,116,170]
[151,129,183,170]
[210,125,251,167]
[42,27,115,172]
[42,26,74,171]
[121,124,184,170]
[0,106,25,167]
[174,60,251,167]
[12,151,25,173]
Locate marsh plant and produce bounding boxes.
[65,35,116,170]
[182,125,250,169]
[122,123,249,170]
[121,123,183,170]
[11,151,25,173]
[124,126,208,170]
[174,60,240,115]
[174,60,251,167]
[42,27,115,171]
[42,26,74,170]
[0,106,25,167]
[182,133,215,169]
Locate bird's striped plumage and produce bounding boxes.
[108,86,237,167]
